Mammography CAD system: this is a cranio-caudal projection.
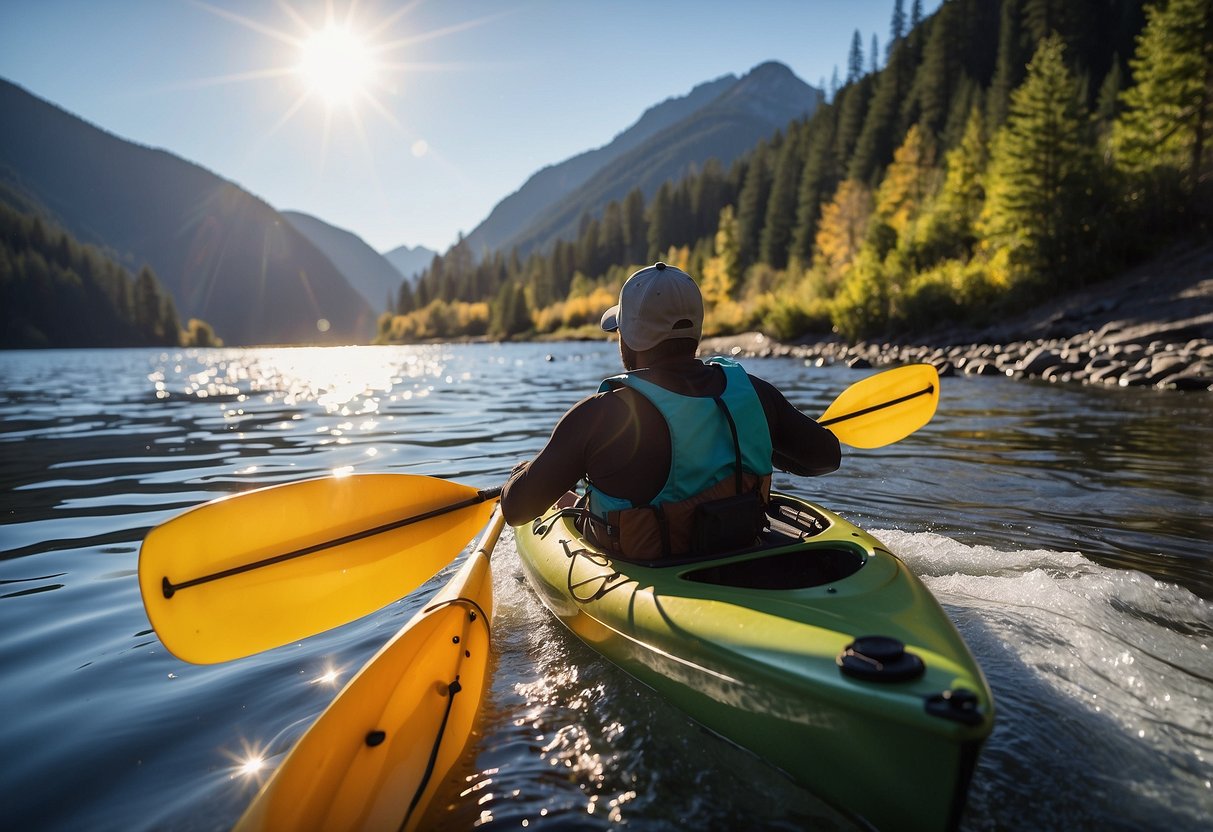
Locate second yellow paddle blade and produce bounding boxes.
[234,512,499,832]
[138,474,496,664]
[818,364,940,449]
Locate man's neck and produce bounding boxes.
[630,355,722,396]
[642,354,702,371]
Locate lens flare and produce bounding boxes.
[226,738,273,782]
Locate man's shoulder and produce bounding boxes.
[745,371,779,393]
[562,387,636,423]
[741,372,799,422]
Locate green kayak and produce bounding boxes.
[513,492,994,831]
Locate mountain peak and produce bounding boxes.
[383,243,438,283]
[745,60,798,79]
[498,63,823,257]
[714,61,821,123]
[457,64,822,259]
[459,71,737,256]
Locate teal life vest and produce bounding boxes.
[584,357,773,559]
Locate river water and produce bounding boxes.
[0,343,1209,831]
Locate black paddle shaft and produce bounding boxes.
[817,384,935,427]
[160,486,503,599]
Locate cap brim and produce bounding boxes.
[600,305,620,333]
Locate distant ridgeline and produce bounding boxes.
[0,202,219,349]
[381,0,1211,346]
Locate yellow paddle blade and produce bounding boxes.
[138,474,497,664]
[235,509,503,832]
[818,364,940,449]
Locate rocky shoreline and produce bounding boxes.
[701,244,1213,392]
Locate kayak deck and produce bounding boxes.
[514,493,993,831]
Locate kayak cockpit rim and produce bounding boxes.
[530,492,871,590]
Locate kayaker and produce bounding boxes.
[501,262,840,560]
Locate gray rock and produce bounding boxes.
[964,359,1002,376]
[1158,374,1213,391]
[1088,363,1128,384]
[1147,355,1191,384]
[1017,346,1064,376]
[1119,372,1153,387]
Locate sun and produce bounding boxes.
[297,24,376,105]
[190,0,511,140]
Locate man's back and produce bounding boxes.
[500,356,839,526]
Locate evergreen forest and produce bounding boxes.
[379,0,1212,345]
[0,202,218,349]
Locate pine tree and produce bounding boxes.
[529,249,561,309]
[874,124,939,236]
[622,187,648,264]
[760,129,806,268]
[870,34,880,75]
[889,0,907,57]
[834,75,875,167]
[915,104,989,267]
[543,242,565,292]
[979,35,1101,288]
[490,280,530,339]
[690,158,732,242]
[942,106,989,232]
[905,0,963,140]
[1112,0,1213,192]
[134,266,162,334]
[814,179,874,286]
[986,0,1029,130]
[571,216,594,276]
[396,279,415,314]
[848,30,865,83]
[849,34,911,184]
[506,282,532,336]
[415,254,440,308]
[646,182,675,261]
[1023,0,1093,64]
[701,205,741,307]
[442,234,474,302]
[941,76,984,150]
[735,139,775,270]
[598,200,626,272]
[667,180,695,249]
[910,0,924,28]
[791,107,840,264]
[157,293,182,345]
[1095,55,1124,128]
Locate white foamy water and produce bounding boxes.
[883,530,1212,829]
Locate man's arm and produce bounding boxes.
[500,396,597,525]
[750,375,842,477]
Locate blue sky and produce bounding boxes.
[0,0,941,254]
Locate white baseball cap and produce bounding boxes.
[600,262,704,351]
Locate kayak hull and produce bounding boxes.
[513,494,993,831]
